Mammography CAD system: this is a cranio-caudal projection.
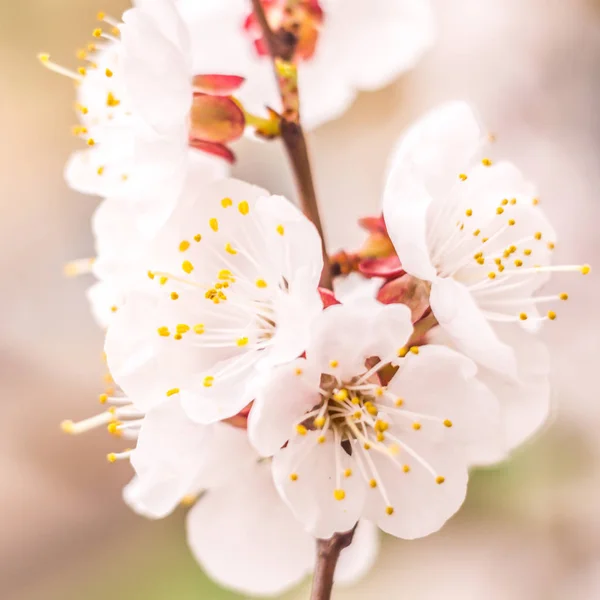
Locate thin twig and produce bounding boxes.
[249,0,332,289]
[310,526,357,600]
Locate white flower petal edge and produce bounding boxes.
[186,460,380,597]
[123,396,253,519]
[178,0,435,130]
[105,178,324,421]
[251,301,499,539]
[383,101,585,377]
[428,324,551,465]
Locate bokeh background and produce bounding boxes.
[2,0,600,598]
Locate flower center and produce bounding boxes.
[244,0,324,62]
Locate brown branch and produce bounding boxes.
[249,0,332,289]
[310,526,357,600]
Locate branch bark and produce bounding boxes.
[249,0,332,289]
[310,526,357,600]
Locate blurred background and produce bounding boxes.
[2,0,599,598]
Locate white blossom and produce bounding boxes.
[105,178,324,423]
[249,301,499,539]
[383,101,590,377]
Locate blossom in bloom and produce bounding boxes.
[178,0,436,129]
[383,101,590,376]
[249,301,498,539]
[105,178,324,423]
[39,1,244,202]
[115,395,379,596]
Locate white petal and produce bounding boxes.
[126,398,253,519]
[187,461,314,597]
[430,277,518,378]
[364,444,468,539]
[121,7,192,135]
[272,431,366,539]
[334,520,380,586]
[249,359,321,457]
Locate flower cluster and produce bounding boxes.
[47,1,588,598]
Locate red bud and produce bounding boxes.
[189,94,245,144]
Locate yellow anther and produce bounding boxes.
[290,473,298,481]
[532,197,540,205]
[107,422,120,435]
[473,229,481,237]
[412,422,422,431]
[443,419,453,428]
[501,198,509,206]
[317,435,326,444]
[295,368,303,376]
[106,453,117,463]
[87,138,96,146]
[402,464,410,473]
[386,506,394,516]
[98,393,108,404]
[97,166,105,175]
[166,388,180,397]
[514,259,523,267]
[482,237,489,243]
[237,337,249,347]
[436,476,446,485]
[93,28,103,38]
[524,249,532,256]
[333,388,349,402]
[256,279,268,288]
[176,324,190,334]
[110,305,118,313]
[170,292,179,300]
[482,158,492,166]
[389,444,400,456]
[159,276,168,285]
[238,201,250,215]
[410,346,419,355]
[157,326,170,337]
[221,197,232,208]
[87,43,97,53]
[581,264,591,275]
[314,416,325,428]
[182,260,194,274]
[106,92,120,107]
[476,257,485,265]
[329,359,339,368]
[218,269,233,280]
[375,420,389,432]
[105,68,113,77]
[547,242,555,250]
[351,397,360,405]
[296,424,307,435]
[376,432,385,442]
[179,240,190,252]
[209,218,219,232]
[510,198,517,205]
[193,324,205,334]
[559,293,569,301]
[494,258,502,265]
[395,398,404,407]
[353,411,362,419]
[333,489,346,501]
[547,311,557,320]
[194,234,202,242]
[97,11,106,20]
[459,173,468,181]
[375,387,384,397]
[488,272,496,279]
[344,469,352,478]
[397,346,408,358]
[180,494,197,506]
[363,443,371,450]
[465,208,473,217]
[77,66,87,76]
[203,376,214,388]
[225,243,237,255]
[508,219,516,226]
[534,232,542,240]
[519,312,528,321]
[496,206,504,215]
[61,420,74,434]
[369,479,377,488]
